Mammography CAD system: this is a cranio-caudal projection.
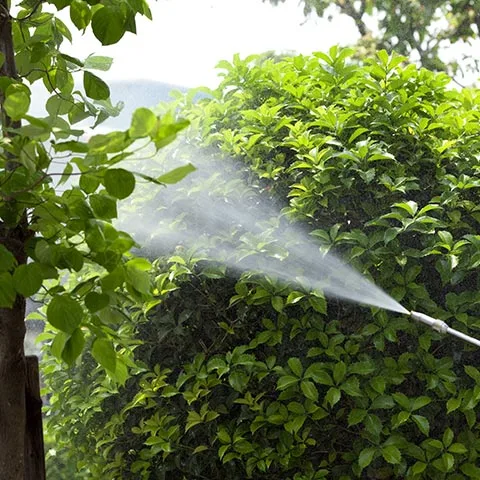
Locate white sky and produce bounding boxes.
[65,0,359,88]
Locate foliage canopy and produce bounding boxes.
[0,0,190,476]
[44,49,480,479]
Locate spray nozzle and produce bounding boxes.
[410,311,449,333]
[410,311,480,348]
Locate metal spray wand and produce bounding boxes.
[410,311,480,348]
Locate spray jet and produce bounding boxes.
[410,311,480,347]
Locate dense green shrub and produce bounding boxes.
[43,48,480,479]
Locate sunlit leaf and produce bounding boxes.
[129,107,157,138]
[84,55,113,71]
[156,164,196,184]
[70,0,91,30]
[104,168,135,199]
[47,295,84,333]
[382,445,401,464]
[359,447,376,469]
[92,337,116,372]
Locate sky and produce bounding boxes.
[64,0,359,88]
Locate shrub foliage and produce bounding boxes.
[43,48,480,479]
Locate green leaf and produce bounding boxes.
[359,447,377,469]
[12,263,43,297]
[333,361,346,384]
[442,428,453,448]
[411,462,427,475]
[348,127,369,144]
[384,227,400,244]
[461,463,480,478]
[288,357,303,377]
[393,201,418,216]
[271,295,284,312]
[308,295,326,313]
[286,291,305,304]
[348,408,367,426]
[88,131,131,154]
[439,452,454,472]
[464,365,480,383]
[84,55,113,71]
[50,331,69,360]
[62,248,84,272]
[277,375,299,390]
[392,410,410,428]
[377,49,390,66]
[349,361,376,376]
[228,371,249,392]
[392,392,410,410]
[85,291,110,312]
[90,193,118,219]
[70,0,91,30]
[4,89,30,120]
[125,259,151,294]
[325,387,341,408]
[104,169,135,199]
[0,245,16,272]
[364,414,383,437]
[153,118,190,149]
[129,108,157,138]
[46,95,74,116]
[156,164,196,184]
[412,414,430,436]
[91,6,126,45]
[92,337,116,372]
[217,428,231,444]
[370,376,386,394]
[80,173,100,193]
[412,396,431,411]
[0,272,16,307]
[285,414,307,434]
[83,71,110,100]
[61,328,85,365]
[340,376,362,396]
[449,442,467,454]
[304,363,334,385]
[193,445,208,454]
[47,295,84,333]
[446,396,461,414]
[126,257,151,271]
[438,230,453,245]
[382,445,401,464]
[300,380,318,402]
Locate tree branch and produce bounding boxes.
[336,0,368,37]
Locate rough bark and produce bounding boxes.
[0,2,28,479]
[24,356,46,480]
[0,302,26,480]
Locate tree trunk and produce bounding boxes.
[0,301,26,480]
[0,2,28,479]
[24,356,46,480]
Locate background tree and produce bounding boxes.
[266,0,480,76]
[0,1,190,478]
